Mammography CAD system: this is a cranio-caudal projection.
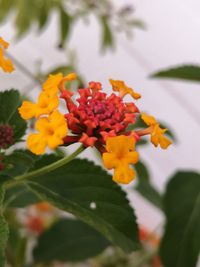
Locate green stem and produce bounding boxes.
[4,145,84,189]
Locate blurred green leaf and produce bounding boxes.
[0,89,27,143]
[134,161,163,210]
[34,218,110,263]
[38,0,51,30]
[100,15,114,50]
[0,187,9,267]
[151,65,200,83]
[59,6,72,47]
[160,171,200,267]
[0,0,14,22]
[26,158,140,252]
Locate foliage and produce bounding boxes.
[0,0,144,50]
[151,65,200,83]
[160,171,200,267]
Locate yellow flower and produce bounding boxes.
[43,72,77,95]
[141,113,172,149]
[109,79,141,100]
[103,135,139,184]
[27,110,68,155]
[0,37,14,73]
[18,92,59,120]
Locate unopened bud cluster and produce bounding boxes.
[0,124,14,149]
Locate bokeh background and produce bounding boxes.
[1,0,200,237]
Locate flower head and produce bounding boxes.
[27,110,67,155]
[0,37,14,73]
[141,113,172,149]
[103,135,139,184]
[62,81,140,151]
[18,73,172,185]
[109,79,141,100]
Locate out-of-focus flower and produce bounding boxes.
[35,202,53,212]
[26,216,45,235]
[0,37,14,73]
[140,113,172,149]
[102,135,139,184]
[27,110,67,155]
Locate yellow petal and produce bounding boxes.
[0,38,15,73]
[27,133,47,155]
[151,124,172,149]
[0,37,10,48]
[47,135,64,149]
[113,165,136,184]
[106,135,135,155]
[109,79,141,99]
[102,152,119,169]
[42,73,63,94]
[18,101,37,120]
[36,92,59,116]
[141,113,157,126]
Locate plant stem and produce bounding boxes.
[4,145,84,189]
[5,51,43,85]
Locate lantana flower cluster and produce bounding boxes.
[19,73,172,184]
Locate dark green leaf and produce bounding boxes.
[0,187,9,267]
[3,150,35,177]
[134,161,163,210]
[151,65,200,83]
[26,158,140,252]
[0,89,27,143]
[34,218,110,263]
[4,154,60,208]
[160,171,200,267]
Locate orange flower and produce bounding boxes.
[141,113,172,149]
[0,37,14,73]
[27,110,67,155]
[18,91,59,120]
[109,79,141,99]
[43,72,77,95]
[103,135,139,184]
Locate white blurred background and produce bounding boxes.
[1,0,200,233]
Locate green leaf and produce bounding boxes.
[160,171,200,267]
[151,65,200,83]
[26,158,139,252]
[59,6,71,47]
[0,187,9,267]
[100,15,114,50]
[34,218,110,263]
[134,161,163,210]
[0,89,26,143]
[4,154,59,208]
